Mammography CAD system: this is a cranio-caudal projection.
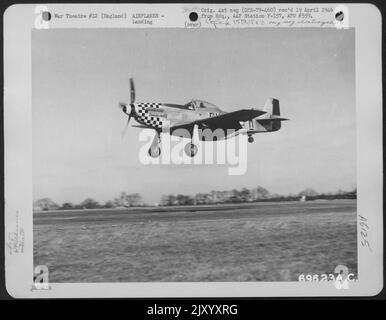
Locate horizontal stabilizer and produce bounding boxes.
[257,117,288,123]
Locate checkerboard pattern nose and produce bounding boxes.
[136,103,163,128]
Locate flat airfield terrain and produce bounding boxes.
[34,200,357,282]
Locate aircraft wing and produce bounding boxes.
[170,109,266,131]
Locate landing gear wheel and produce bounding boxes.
[148,146,161,158]
[248,136,254,143]
[185,143,198,157]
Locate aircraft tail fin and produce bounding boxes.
[263,98,280,116]
[259,98,282,131]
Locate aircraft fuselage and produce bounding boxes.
[132,100,224,131]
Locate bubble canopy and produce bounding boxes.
[184,99,219,110]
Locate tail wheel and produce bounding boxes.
[148,146,161,158]
[248,136,254,143]
[185,143,198,157]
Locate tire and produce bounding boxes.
[148,146,161,158]
[185,143,198,157]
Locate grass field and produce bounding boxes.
[33,200,357,282]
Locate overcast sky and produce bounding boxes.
[32,28,356,204]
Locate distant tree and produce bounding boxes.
[176,194,194,205]
[161,194,194,206]
[61,202,74,210]
[176,194,185,204]
[256,186,270,199]
[114,192,124,207]
[103,200,115,208]
[186,196,195,205]
[195,193,212,205]
[80,198,100,209]
[229,189,241,203]
[228,188,251,203]
[239,188,252,202]
[210,190,234,203]
[114,192,143,207]
[298,188,318,197]
[127,193,143,206]
[161,195,176,206]
[33,198,59,211]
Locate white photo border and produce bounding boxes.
[3,3,383,297]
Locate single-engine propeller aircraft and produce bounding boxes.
[119,78,288,157]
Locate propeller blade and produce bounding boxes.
[121,115,131,137]
[130,78,135,104]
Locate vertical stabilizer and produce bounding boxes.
[263,98,280,116]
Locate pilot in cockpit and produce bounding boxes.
[186,100,206,110]
[186,99,197,110]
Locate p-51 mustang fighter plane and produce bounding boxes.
[119,78,288,158]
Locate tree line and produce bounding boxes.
[160,187,357,206]
[33,192,143,211]
[33,186,357,211]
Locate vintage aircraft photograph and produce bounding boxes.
[119,78,288,157]
[31,27,358,286]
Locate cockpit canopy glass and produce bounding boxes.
[184,99,218,110]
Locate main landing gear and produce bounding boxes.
[184,142,198,157]
[148,129,199,158]
[148,131,161,158]
[248,135,254,143]
[185,124,199,157]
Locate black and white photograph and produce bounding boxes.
[3,3,383,298]
[32,27,357,283]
